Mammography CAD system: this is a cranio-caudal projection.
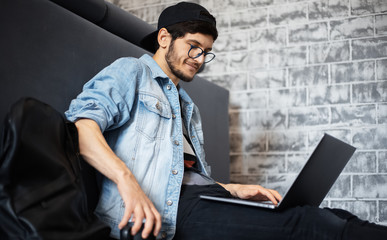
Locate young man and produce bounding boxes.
[66,2,387,240]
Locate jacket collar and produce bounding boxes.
[139,54,170,80]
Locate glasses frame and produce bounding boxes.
[187,44,215,63]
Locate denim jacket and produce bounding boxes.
[65,54,211,239]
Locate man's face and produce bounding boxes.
[165,32,214,82]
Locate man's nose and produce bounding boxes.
[195,53,205,64]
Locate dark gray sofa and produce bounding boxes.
[0,0,229,197]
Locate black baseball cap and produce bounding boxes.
[140,2,216,53]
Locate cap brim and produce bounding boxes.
[140,30,158,53]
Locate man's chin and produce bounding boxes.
[180,75,194,82]
[174,71,195,82]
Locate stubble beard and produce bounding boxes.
[165,41,199,83]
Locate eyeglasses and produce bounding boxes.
[188,44,215,63]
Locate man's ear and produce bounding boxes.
[157,28,171,49]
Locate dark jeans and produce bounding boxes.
[174,184,387,240]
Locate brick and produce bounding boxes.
[229,111,248,131]
[267,174,297,196]
[249,69,287,89]
[230,155,243,174]
[230,174,266,184]
[248,109,287,130]
[309,85,351,105]
[269,46,307,67]
[229,91,267,110]
[287,153,309,173]
[343,151,377,173]
[203,73,248,91]
[288,107,330,128]
[377,59,387,80]
[247,91,268,109]
[246,154,286,174]
[331,104,376,126]
[209,12,229,33]
[379,151,387,173]
[128,4,165,23]
[250,0,287,7]
[330,201,378,222]
[202,0,249,14]
[379,103,387,124]
[230,154,245,174]
[309,41,350,64]
[268,3,307,25]
[326,175,351,198]
[229,131,268,153]
[268,131,307,151]
[289,22,328,44]
[352,126,387,149]
[331,61,375,83]
[352,81,387,103]
[231,9,267,30]
[247,50,269,70]
[214,32,249,52]
[351,0,387,15]
[308,129,352,148]
[289,65,328,86]
[200,52,228,74]
[266,109,288,129]
[246,110,267,131]
[353,174,387,198]
[230,50,267,71]
[230,132,243,153]
[117,0,161,9]
[352,37,387,60]
[250,27,287,50]
[308,0,349,21]
[116,0,161,9]
[268,88,307,107]
[379,201,387,222]
[330,16,374,40]
[320,200,329,208]
[243,131,267,153]
[376,14,387,36]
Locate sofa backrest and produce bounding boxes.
[0,0,229,183]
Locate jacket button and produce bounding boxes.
[166,85,172,90]
[161,232,167,238]
[166,200,173,206]
[174,140,179,146]
[172,114,176,119]
[172,170,178,175]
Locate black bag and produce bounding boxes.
[0,98,111,240]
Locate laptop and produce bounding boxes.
[200,133,356,210]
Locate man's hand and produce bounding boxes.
[218,183,282,206]
[116,174,161,239]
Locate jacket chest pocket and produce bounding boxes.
[136,93,171,140]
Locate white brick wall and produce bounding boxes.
[110,0,387,225]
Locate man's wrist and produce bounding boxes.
[217,182,239,196]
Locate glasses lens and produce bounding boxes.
[188,47,202,59]
[188,45,215,63]
[204,53,215,63]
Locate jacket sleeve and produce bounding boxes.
[65,58,140,132]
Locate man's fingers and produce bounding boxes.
[262,188,278,205]
[152,207,162,236]
[131,208,145,236]
[118,205,133,229]
[141,206,155,239]
[269,189,283,202]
